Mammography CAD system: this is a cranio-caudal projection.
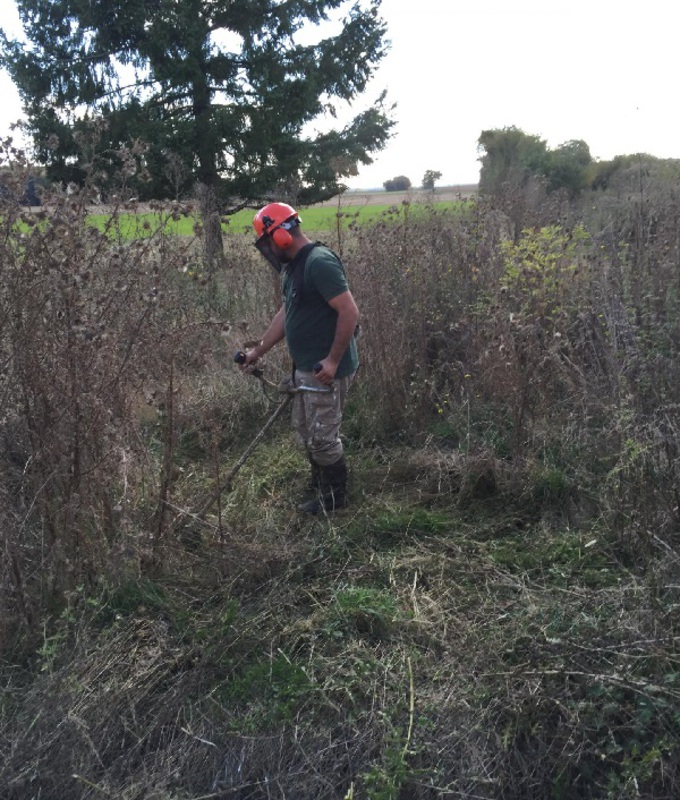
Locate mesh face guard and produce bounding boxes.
[254,235,283,273]
[253,218,301,273]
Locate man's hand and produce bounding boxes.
[241,306,286,370]
[243,345,263,367]
[313,357,338,386]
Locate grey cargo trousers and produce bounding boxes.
[291,369,355,466]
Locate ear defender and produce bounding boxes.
[272,226,293,248]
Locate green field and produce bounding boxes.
[86,198,469,238]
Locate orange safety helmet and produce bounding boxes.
[253,202,300,248]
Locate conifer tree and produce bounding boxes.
[2,0,393,261]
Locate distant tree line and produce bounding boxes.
[382,170,443,192]
[422,170,442,190]
[383,175,412,192]
[476,126,675,196]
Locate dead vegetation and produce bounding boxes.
[0,148,679,798]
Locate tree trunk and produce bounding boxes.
[195,182,224,273]
[192,60,224,273]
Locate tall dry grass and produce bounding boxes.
[0,150,679,799]
[0,156,279,648]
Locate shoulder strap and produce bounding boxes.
[286,242,322,305]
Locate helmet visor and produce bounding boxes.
[254,234,282,273]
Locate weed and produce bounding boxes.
[215,653,311,726]
[324,585,401,642]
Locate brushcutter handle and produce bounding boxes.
[234,350,263,378]
[311,361,336,391]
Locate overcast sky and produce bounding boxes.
[1,0,678,189]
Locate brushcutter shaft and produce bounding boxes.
[296,383,333,394]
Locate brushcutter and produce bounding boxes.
[173,352,332,526]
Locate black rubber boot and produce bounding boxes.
[307,452,322,492]
[298,456,348,515]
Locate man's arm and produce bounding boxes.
[314,290,359,385]
[244,305,286,365]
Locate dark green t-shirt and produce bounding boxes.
[282,244,359,377]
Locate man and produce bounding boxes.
[243,202,359,514]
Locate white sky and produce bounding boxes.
[1,0,678,189]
